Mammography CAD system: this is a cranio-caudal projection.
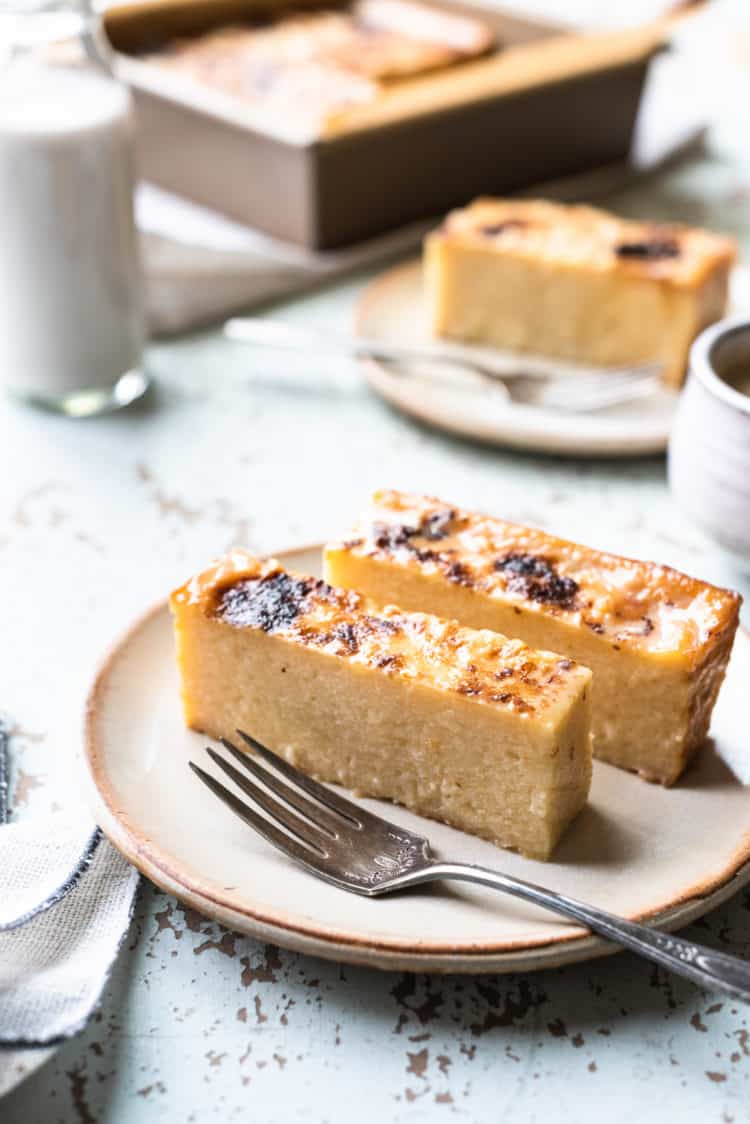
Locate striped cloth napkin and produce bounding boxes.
[0,731,139,1097]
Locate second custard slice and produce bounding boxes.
[324,491,741,785]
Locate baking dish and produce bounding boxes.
[105,0,668,249]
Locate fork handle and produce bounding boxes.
[407,862,750,1002]
[225,317,448,366]
[224,317,503,377]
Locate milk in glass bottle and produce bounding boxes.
[0,1,149,415]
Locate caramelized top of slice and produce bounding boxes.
[171,551,589,719]
[432,198,736,286]
[329,491,742,656]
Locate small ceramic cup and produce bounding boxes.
[668,316,750,569]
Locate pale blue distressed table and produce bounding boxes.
[3,1,750,1119]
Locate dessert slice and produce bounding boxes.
[335,0,496,80]
[171,551,593,860]
[424,198,736,387]
[324,491,742,785]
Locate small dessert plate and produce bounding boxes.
[83,545,750,974]
[356,262,750,458]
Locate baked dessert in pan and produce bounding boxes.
[171,551,593,860]
[325,490,742,784]
[106,0,669,246]
[142,0,495,135]
[425,199,736,387]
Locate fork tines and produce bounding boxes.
[189,731,371,869]
[190,729,429,893]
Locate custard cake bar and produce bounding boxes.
[425,198,736,386]
[325,491,741,784]
[172,551,592,859]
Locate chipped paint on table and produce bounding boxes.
[3,0,750,1118]
[4,885,750,1122]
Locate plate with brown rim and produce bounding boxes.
[356,262,750,459]
[83,544,750,973]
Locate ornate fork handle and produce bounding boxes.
[225,317,508,379]
[224,317,659,386]
[193,734,748,1000]
[396,862,750,1002]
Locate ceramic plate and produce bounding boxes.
[84,545,750,973]
[356,262,750,458]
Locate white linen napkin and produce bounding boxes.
[0,819,138,1047]
[0,724,139,1096]
[0,817,101,933]
[138,52,707,337]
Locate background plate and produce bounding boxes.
[357,262,750,458]
[84,545,750,973]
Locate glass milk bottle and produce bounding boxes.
[0,2,149,416]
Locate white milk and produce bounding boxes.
[0,63,145,403]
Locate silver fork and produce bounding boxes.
[191,731,750,1002]
[224,317,663,413]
